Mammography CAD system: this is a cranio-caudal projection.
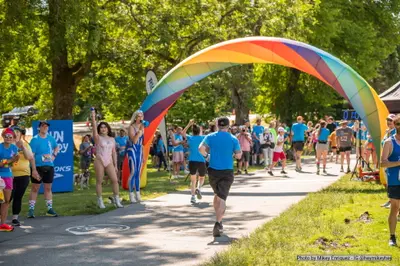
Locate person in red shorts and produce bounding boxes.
[267,127,288,176]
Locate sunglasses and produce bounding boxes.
[4,134,13,139]
[387,119,393,122]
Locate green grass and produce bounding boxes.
[205,176,400,266]
[18,157,264,217]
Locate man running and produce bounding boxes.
[267,127,287,176]
[182,120,206,204]
[291,116,308,172]
[381,114,400,246]
[336,120,354,173]
[199,117,242,237]
[381,114,397,208]
[28,121,59,218]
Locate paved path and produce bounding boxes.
[0,158,351,266]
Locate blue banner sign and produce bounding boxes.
[32,120,74,193]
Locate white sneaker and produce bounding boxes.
[97,197,105,209]
[190,195,196,204]
[184,169,190,174]
[177,175,185,178]
[114,195,124,208]
[136,191,141,202]
[129,192,137,203]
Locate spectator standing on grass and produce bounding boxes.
[155,133,167,172]
[115,129,128,182]
[28,121,60,218]
[237,126,252,175]
[252,118,264,165]
[381,114,400,246]
[262,127,274,169]
[199,117,242,237]
[10,127,33,226]
[79,134,93,173]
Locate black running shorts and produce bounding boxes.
[188,161,207,176]
[339,146,352,152]
[208,168,234,201]
[388,186,400,200]
[31,166,55,184]
[293,141,304,152]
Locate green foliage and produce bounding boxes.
[0,0,399,123]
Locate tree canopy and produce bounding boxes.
[1,0,399,125]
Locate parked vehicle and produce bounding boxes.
[1,106,38,128]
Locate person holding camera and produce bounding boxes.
[262,127,275,169]
[237,126,252,175]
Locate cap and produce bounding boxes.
[278,127,285,132]
[217,117,230,128]
[39,120,50,127]
[2,128,15,137]
[339,120,348,125]
[387,114,396,121]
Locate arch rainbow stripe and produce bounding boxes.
[140,37,388,163]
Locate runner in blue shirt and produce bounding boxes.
[291,116,309,172]
[200,117,242,237]
[315,120,330,175]
[182,119,206,204]
[381,114,400,246]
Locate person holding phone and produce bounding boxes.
[0,128,19,231]
[28,121,59,218]
[127,110,147,203]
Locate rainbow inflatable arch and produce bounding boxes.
[138,37,389,183]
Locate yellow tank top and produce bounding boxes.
[11,142,32,177]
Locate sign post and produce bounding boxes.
[32,120,74,193]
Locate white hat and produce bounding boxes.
[278,127,285,132]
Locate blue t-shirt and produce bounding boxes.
[156,139,165,153]
[201,131,241,170]
[291,123,308,142]
[115,136,128,156]
[318,128,330,142]
[30,134,58,167]
[173,134,184,152]
[252,125,265,142]
[359,130,368,141]
[187,135,205,163]
[0,143,18,177]
[386,136,400,186]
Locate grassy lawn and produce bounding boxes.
[205,176,400,266]
[17,157,264,217]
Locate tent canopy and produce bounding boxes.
[380,80,400,113]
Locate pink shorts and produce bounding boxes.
[173,151,184,163]
[1,177,13,190]
[273,152,286,162]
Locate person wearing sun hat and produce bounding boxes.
[336,120,354,173]
[0,128,20,232]
[10,126,33,226]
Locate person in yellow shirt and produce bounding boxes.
[329,129,338,163]
[11,126,33,226]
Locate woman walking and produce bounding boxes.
[10,126,33,226]
[316,121,330,175]
[91,109,123,209]
[127,110,146,203]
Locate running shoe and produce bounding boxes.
[213,222,223,237]
[268,171,274,176]
[0,224,14,232]
[195,188,202,200]
[184,169,190,175]
[27,209,35,218]
[129,192,137,203]
[317,170,320,175]
[190,195,196,204]
[346,168,351,174]
[97,198,106,209]
[323,169,327,174]
[295,167,300,172]
[244,169,249,175]
[389,235,397,246]
[281,170,287,174]
[46,208,58,217]
[11,219,20,226]
[236,170,242,175]
[340,167,344,172]
[113,196,124,208]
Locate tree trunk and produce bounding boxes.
[52,67,77,119]
[283,68,301,126]
[232,85,249,125]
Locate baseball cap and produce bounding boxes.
[39,120,50,127]
[387,114,396,121]
[2,128,15,137]
[217,117,230,128]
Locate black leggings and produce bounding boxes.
[11,175,30,215]
[157,151,167,169]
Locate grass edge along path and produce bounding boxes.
[205,175,400,266]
